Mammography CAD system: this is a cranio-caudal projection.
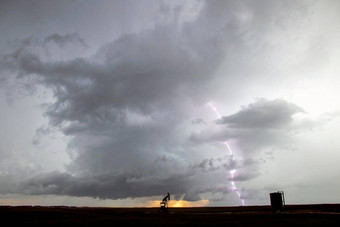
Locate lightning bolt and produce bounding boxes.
[207,102,245,206]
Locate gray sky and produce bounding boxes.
[0,0,340,207]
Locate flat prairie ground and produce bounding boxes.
[1,204,340,226]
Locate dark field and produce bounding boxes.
[1,204,340,226]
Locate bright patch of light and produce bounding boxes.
[143,199,209,207]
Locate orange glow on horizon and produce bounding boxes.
[142,199,210,207]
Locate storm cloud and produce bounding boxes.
[191,99,314,153]
[217,99,305,129]
[0,1,238,201]
[1,0,340,206]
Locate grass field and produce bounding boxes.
[1,204,340,226]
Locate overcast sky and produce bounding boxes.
[0,0,340,207]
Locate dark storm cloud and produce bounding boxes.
[0,1,237,201]
[19,158,232,200]
[191,98,311,152]
[44,33,88,48]
[217,99,305,129]
[0,1,320,203]
[20,171,192,199]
